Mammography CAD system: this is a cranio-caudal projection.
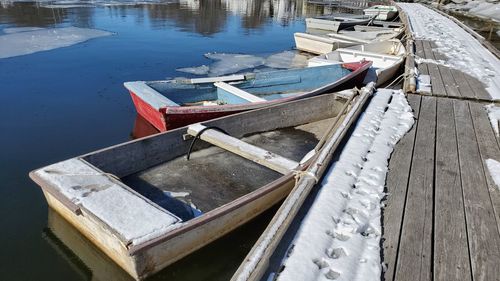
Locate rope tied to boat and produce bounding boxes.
[293,170,319,185]
[186,126,230,160]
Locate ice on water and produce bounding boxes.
[176,51,309,77]
[0,26,112,59]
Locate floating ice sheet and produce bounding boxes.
[264,51,309,69]
[0,26,112,59]
[176,51,309,77]
[2,27,45,34]
[205,53,266,76]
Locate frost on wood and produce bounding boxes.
[0,26,112,59]
[275,89,414,281]
[398,3,500,99]
[34,159,182,246]
[485,159,500,191]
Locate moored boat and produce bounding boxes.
[124,62,371,132]
[305,15,373,32]
[363,5,398,21]
[30,83,375,280]
[308,39,406,86]
[294,27,404,55]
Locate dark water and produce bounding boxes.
[0,1,349,280]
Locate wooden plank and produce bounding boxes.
[463,73,492,100]
[421,41,446,96]
[394,96,436,281]
[189,74,245,84]
[449,69,476,99]
[214,82,266,102]
[434,98,472,281]
[430,47,461,98]
[468,102,500,234]
[187,123,299,174]
[383,94,421,281]
[453,100,500,281]
[414,40,429,75]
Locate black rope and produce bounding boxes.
[186,126,230,160]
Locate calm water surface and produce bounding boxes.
[0,1,356,280]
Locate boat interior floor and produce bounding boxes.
[121,118,335,221]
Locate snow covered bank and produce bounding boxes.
[398,3,500,99]
[443,0,500,22]
[275,89,414,281]
[0,26,112,59]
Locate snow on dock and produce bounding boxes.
[0,26,112,59]
[399,3,500,100]
[274,89,414,281]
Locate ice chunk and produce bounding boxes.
[264,50,309,69]
[176,65,210,75]
[0,26,112,59]
[204,53,265,76]
[3,27,45,34]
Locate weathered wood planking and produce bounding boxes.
[414,40,429,75]
[383,94,421,281]
[453,100,500,280]
[394,96,436,281]
[449,68,476,99]
[429,42,461,98]
[462,73,492,100]
[468,102,500,234]
[421,41,447,96]
[434,98,472,281]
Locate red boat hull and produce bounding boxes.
[128,61,371,132]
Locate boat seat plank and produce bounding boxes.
[190,75,245,84]
[187,123,299,174]
[214,82,266,102]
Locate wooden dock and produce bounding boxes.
[384,3,500,281]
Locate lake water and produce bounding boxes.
[0,0,362,280]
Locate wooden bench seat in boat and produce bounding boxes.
[187,123,299,174]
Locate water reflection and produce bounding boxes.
[43,205,279,281]
[0,0,375,35]
[131,114,160,139]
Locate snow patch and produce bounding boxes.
[485,159,500,191]
[0,26,112,59]
[398,3,500,99]
[485,104,500,137]
[275,89,414,281]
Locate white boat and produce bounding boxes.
[363,5,398,21]
[305,15,373,32]
[294,27,404,55]
[308,39,406,86]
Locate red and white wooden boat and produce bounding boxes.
[124,61,371,131]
